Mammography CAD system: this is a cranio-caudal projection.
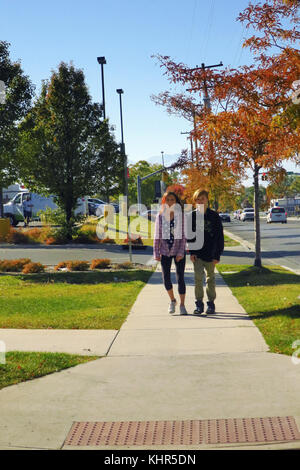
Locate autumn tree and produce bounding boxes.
[153,0,300,267]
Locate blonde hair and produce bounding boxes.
[192,189,209,203]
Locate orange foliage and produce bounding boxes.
[22,262,45,274]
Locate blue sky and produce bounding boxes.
[1,0,298,182]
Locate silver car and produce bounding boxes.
[240,208,254,221]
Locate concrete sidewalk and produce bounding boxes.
[0,260,300,450]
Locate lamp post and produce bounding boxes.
[97,56,106,119]
[116,88,132,261]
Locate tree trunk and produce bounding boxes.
[254,164,262,267]
[0,186,3,218]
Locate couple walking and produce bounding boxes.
[153,189,224,316]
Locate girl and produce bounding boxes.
[153,191,187,315]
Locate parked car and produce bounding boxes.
[88,198,119,217]
[240,208,254,221]
[218,212,231,222]
[266,207,287,224]
[4,192,89,227]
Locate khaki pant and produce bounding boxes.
[193,258,216,302]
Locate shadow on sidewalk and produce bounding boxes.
[171,312,251,320]
[148,271,228,287]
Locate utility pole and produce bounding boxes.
[186,62,222,165]
[116,88,132,262]
[97,57,107,120]
[181,131,194,161]
[187,62,223,210]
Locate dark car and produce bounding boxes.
[88,198,119,217]
[218,212,231,222]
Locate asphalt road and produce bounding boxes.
[223,217,300,274]
[1,217,299,272]
[0,243,155,267]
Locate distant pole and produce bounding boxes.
[97,57,107,119]
[137,175,142,213]
[161,151,165,167]
[117,88,132,262]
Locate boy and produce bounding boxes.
[186,189,224,315]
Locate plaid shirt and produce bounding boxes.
[153,212,186,259]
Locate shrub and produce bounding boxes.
[5,228,30,244]
[90,258,111,270]
[115,261,133,270]
[66,260,90,271]
[123,236,143,245]
[0,258,32,272]
[54,261,69,271]
[26,227,51,243]
[22,262,45,274]
[45,236,57,245]
[100,237,116,244]
[72,231,98,244]
[37,207,66,226]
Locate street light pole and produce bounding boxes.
[116,88,132,262]
[97,56,106,119]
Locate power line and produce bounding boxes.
[185,0,198,62]
[232,24,246,67]
[202,0,215,59]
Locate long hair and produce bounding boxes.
[160,191,183,215]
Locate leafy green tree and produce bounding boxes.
[127,160,174,207]
[0,41,34,216]
[90,129,124,203]
[288,176,300,196]
[18,62,121,239]
[267,174,297,199]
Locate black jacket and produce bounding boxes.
[186,208,224,262]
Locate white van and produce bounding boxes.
[4,192,89,226]
[266,207,287,224]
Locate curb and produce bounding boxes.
[224,229,300,275]
[224,229,254,251]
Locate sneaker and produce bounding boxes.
[168,299,177,314]
[193,300,205,315]
[206,301,216,315]
[180,305,188,315]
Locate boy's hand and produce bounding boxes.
[190,255,196,263]
[212,259,219,265]
[175,255,183,262]
[154,256,161,261]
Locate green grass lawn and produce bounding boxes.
[223,234,240,247]
[0,351,99,389]
[217,264,300,356]
[0,270,153,329]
